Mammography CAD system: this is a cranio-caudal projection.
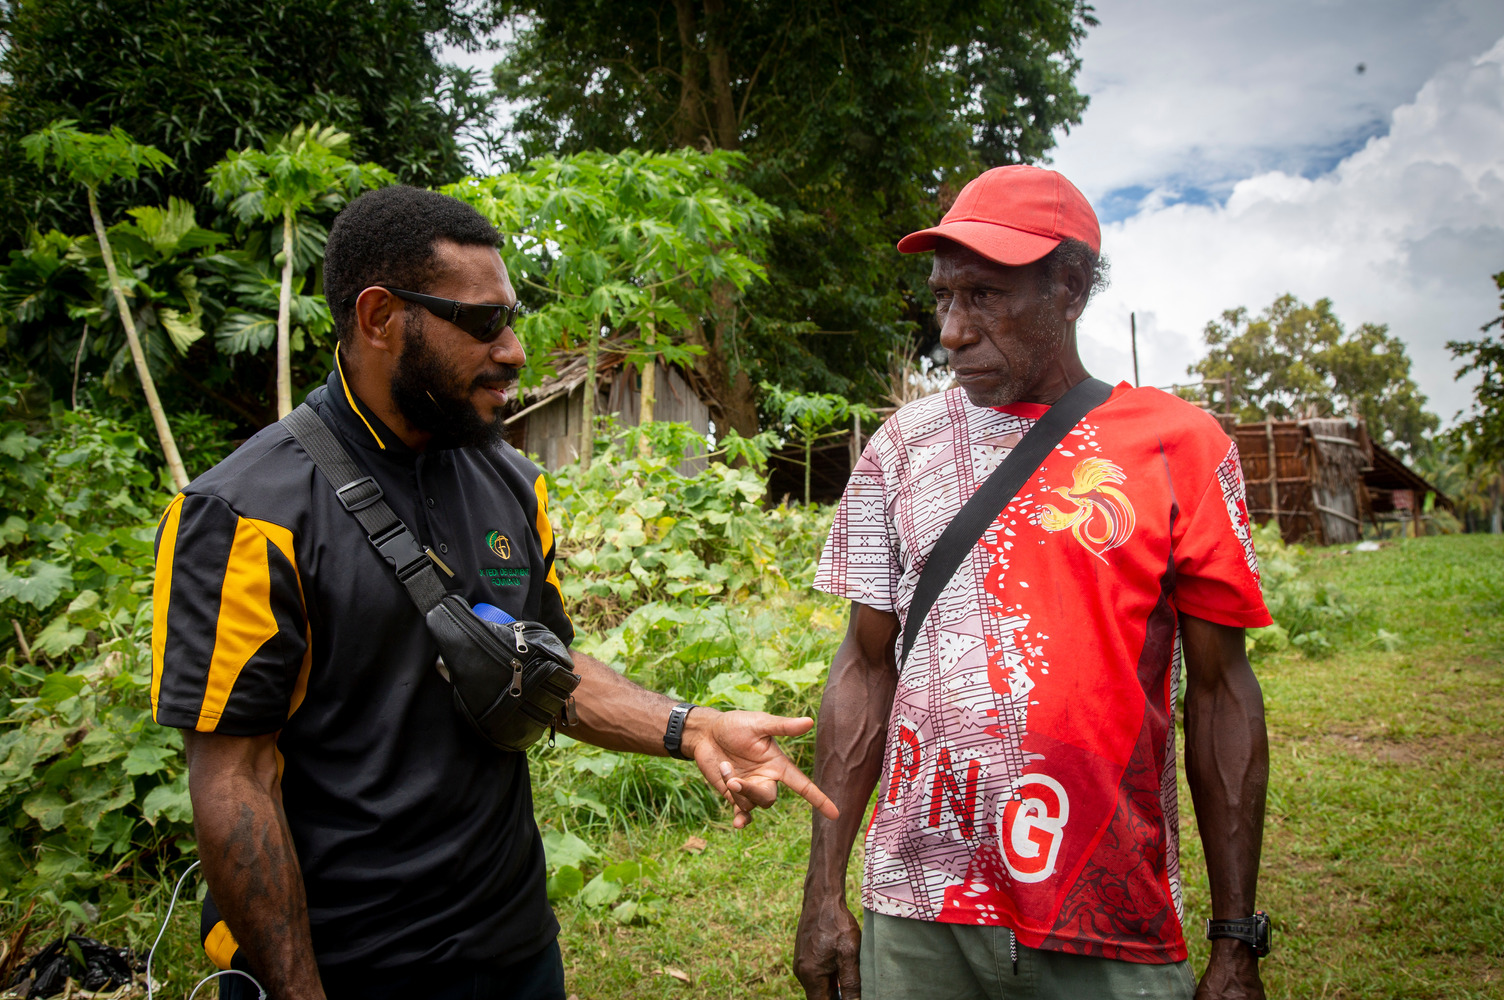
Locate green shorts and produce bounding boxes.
[860,909,1195,1000]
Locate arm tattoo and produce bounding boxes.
[192,747,324,1000]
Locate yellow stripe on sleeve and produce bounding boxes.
[246,519,298,587]
[203,919,239,971]
[150,494,187,720]
[196,518,281,731]
[544,563,565,606]
[532,474,570,621]
[247,518,315,720]
[531,474,555,555]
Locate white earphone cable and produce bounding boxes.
[145,861,267,1000]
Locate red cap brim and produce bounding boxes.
[896,220,1062,266]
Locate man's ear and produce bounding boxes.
[353,287,403,358]
[1062,262,1091,323]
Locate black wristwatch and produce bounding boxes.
[1206,911,1272,957]
[663,702,697,760]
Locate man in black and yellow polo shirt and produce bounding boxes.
[151,186,836,1000]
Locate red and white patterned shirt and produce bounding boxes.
[815,383,1271,964]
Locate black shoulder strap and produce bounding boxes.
[282,404,450,614]
[897,377,1114,667]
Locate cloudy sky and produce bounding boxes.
[1054,0,1504,417]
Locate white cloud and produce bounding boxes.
[1052,0,1504,213]
[1075,35,1504,418]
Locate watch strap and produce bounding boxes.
[663,702,696,760]
[1206,912,1271,957]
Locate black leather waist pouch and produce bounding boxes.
[424,594,581,752]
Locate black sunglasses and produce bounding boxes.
[344,286,522,343]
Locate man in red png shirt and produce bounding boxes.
[791,166,1271,1000]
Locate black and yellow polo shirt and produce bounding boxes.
[151,359,573,977]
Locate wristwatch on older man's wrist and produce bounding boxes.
[1206,911,1272,957]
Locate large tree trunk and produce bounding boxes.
[719,363,759,439]
[688,282,760,438]
[671,0,707,148]
[666,1,760,431]
[87,187,190,491]
[702,0,740,150]
[276,209,296,418]
[711,281,760,436]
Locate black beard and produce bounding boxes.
[389,312,517,449]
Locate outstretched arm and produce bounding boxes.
[1181,613,1268,1000]
[795,602,900,1000]
[184,730,325,1000]
[568,650,838,828]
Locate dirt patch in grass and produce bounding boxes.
[1300,728,1504,767]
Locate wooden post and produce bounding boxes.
[849,409,863,474]
[1130,312,1140,387]
[1412,490,1424,539]
[1265,418,1280,538]
[579,316,601,471]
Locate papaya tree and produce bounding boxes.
[761,382,875,504]
[208,124,393,417]
[446,148,775,468]
[20,120,191,489]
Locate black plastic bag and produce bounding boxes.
[7,934,134,997]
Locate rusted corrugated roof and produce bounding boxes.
[515,352,624,403]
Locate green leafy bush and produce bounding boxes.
[0,367,196,939]
[1246,522,1358,657]
[547,422,831,632]
[533,421,844,895]
[0,403,845,949]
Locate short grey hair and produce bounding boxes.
[1038,238,1110,303]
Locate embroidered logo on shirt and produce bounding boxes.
[479,566,529,587]
[485,530,512,559]
[1037,457,1136,562]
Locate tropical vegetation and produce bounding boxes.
[1443,271,1504,532]
[0,5,1500,995]
[491,0,1098,419]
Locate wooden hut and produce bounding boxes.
[502,354,713,473]
[1230,417,1452,544]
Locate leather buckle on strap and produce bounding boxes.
[335,476,384,512]
[371,524,428,580]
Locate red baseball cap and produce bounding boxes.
[897,165,1100,265]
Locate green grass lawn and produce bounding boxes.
[552,534,1504,999]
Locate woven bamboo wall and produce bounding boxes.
[1231,419,1369,544]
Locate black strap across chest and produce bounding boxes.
[282,403,451,614]
[896,377,1114,667]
